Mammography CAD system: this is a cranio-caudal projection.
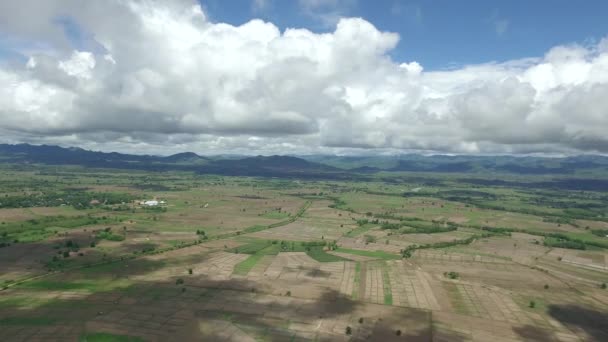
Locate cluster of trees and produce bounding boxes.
[271,240,337,252]
[543,237,586,250]
[0,191,136,209]
[402,188,607,222]
[0,215,117,246]
[266,201,311,229]
[96,227,125,241]
[379,218,458,234]
[481,226,608,250]
[444,271,459,279]
[591,229,608,237]
[195,230,209,240]
[356,218,379,226]
[328,198,354,212]
[300,240,328,252]
[400,234,493,258]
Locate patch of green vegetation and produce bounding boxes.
[444,271,460,279]
[0,191,136,210]
[166,239,189,247]
[482,226,608,249]
[544,237,586,250]
[80,332,144,342]
[96,230,125,241]
[260,210,290,219]
[230,239,344,263]
[400,233,497,258]
[380,262,393,305]
[443,282,470,315]
[242,225,267,233]
[306,248,348,262]
[335,248,401,260]
[0,215,116,243]
[233,254,265,275]
[345,223,376,237]
[591,229,608,237]
[352,262,361,299]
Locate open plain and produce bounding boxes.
[1,166,608,341]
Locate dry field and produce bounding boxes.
[1,175,608,341]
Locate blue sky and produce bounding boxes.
[204,0,608,70]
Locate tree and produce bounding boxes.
[445,271,459,279]
[529,300,536,308]
[188,268,193,275]
[345,326,352,335]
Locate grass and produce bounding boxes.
[345,223,376,237]
[443,282,470,315]
[306,247,348,262]
[261,211,291,219]
[230,238,346,275]
[353,262,361,299]
[242,225,268,233]
[230,239,346,264]
[96,230,125,241]
[233,254,265,275]
[0,215,115,243]
[80,332,144,342]
[380,262,393,305]
[335,248,401,260]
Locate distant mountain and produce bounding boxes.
[0,144,344,179]
[302,153,608,175]
[1,143,608,179]
[161,152,208,164]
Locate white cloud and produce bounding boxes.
[0,0,608,155]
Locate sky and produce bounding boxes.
[0,0,607,156]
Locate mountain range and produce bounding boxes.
[1,143,608,179]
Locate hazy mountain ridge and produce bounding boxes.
[0,144,342,178]
[1,144,608,178]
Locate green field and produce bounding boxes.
[335,248,401,260]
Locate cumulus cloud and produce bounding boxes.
[0,0,608,155]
